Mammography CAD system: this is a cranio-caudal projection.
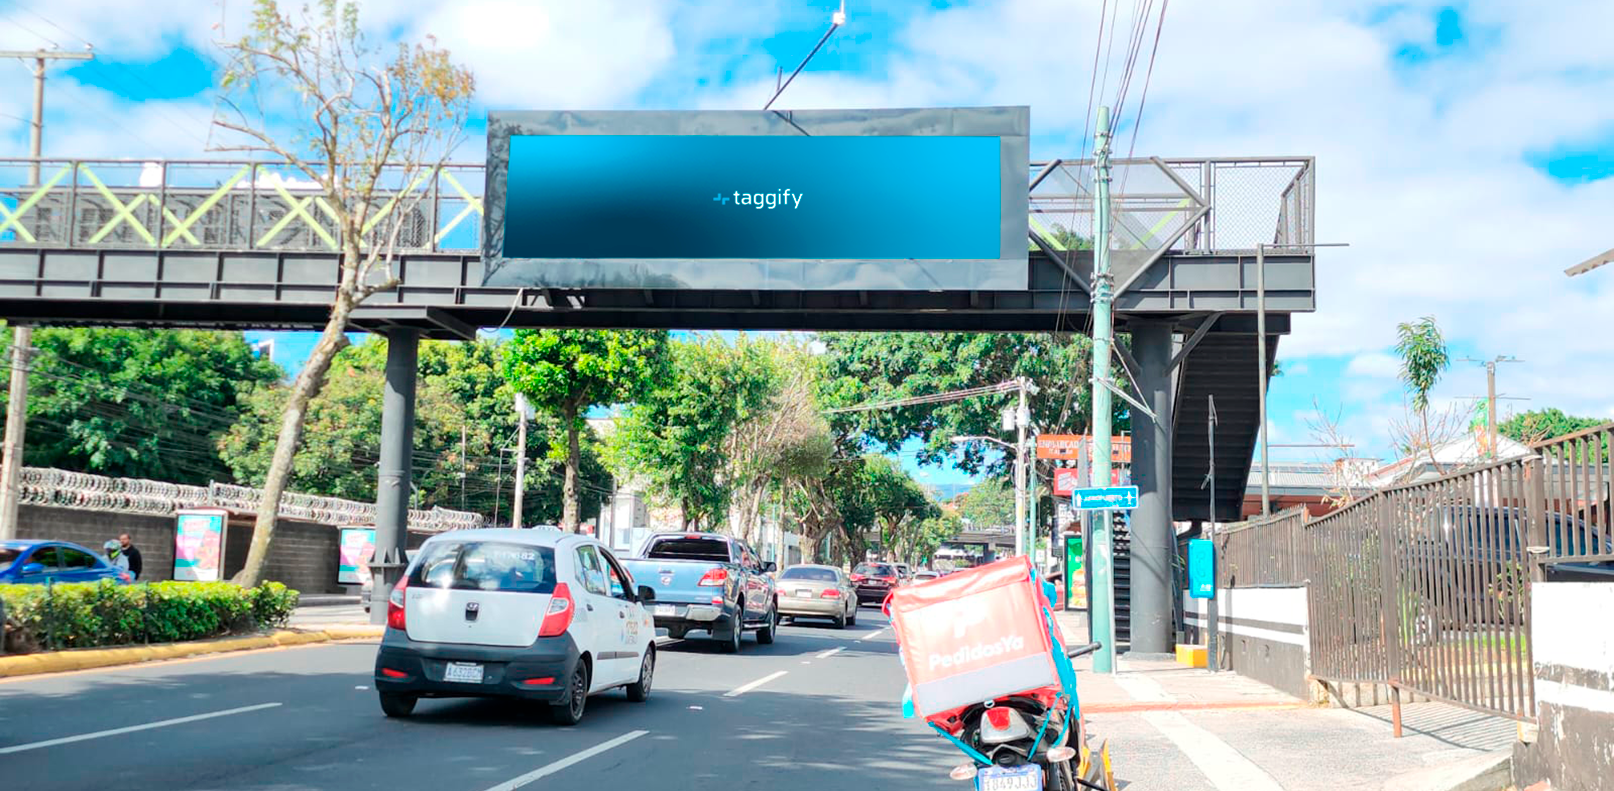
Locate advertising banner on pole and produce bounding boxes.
[338,527,377,586]
[174,509,228,582]
[1064,534,1087,610]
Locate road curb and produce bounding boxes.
[0,626,385,678]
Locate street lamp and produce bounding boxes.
[953,435,1026,557]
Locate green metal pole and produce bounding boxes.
[1089,105,1117,673]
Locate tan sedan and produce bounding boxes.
[775,564,858,629]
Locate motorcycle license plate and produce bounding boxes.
[975,764,1042,791]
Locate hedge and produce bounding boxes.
[0,581,300,654]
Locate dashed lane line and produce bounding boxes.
[0,702,283,755]
[724,670,788,697]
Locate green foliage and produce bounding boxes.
[818,331,1127,477]
[957,478,1016,527]
[503,330,670,420]
[1394,317,1450,412]
[218,337,610,524]
[607,335,775,530]
[0,581,298,653]
[1500,408,1609,446]
[0,328,283,485]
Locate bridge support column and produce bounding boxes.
[1129,320,1176,655]
[369,329,419,624]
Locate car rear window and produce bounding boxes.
[780,567,838,582]
[854,563,895,577]
[408,541,557,594]
[646,537,732,562]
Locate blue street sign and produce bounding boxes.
[1068,485,1139,511]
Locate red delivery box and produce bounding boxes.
[889,556,1058,721]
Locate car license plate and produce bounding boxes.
[443,662,484,684]
[654,604,676,616]
[795,589,813,598]
[975,764,1042,791]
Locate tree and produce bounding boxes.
[819,332,1128,477]
[1500,408,1609,445]
[605,335,769,531]
[1,328,281,484]
[956,478,1016,528]
[215,0,476,586]
[1394,316,1452,473]
[723,339,834,545]
[857,455,940,565]
[505,329,668,530]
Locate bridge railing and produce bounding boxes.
[0,159,485,255]
[1,156,1311,258]
[1027,156,1314,254]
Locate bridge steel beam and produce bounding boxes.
[1128,319,1177,656]
[369,328,419,624]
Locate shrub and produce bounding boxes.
[0,580,301,654]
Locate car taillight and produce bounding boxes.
[698,568,729,587]
[386,576,409,630]
[820,588,842,598]
[538,583,574,637]
[850,573,865,582]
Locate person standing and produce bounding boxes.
[119,533,143,580]
[103,539,131,574]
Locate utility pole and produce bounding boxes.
[1088,105,1118,673]
[0,48,92,541]
[512,394,531,528]
[1015,379,1030,558]
[1027,435,1039,567]
[1205,394,1220,672]
[1255,244,1271,517]
[1458,356,1520,459]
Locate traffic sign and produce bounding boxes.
[1068,485,1139,512]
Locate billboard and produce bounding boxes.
[483,107,1029,292]
[338,527,377,586]
[174,509,228,582]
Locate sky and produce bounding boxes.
[3,0,1612,491]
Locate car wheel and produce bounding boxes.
[626,647,655,702]
[756,603,777,645]
[378,692,416,718]
[667,626,687,640]
[833,610,847,629]
[847,603,857,627]
[718,616,743,654]
[549,661,590,726]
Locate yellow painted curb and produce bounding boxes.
[1175,643,1207,668]
[0,629,356,678]
[322,625,385,641]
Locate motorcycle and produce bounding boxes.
[884,563,1115,791]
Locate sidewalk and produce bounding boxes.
[1054,611,1518,791]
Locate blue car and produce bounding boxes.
[0,540,133,585]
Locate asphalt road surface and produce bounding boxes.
[0,610,969,791]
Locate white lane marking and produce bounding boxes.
[724,670,788,697]
[0,702,283,755]
[480,730,649,791]
[1142,711,1284,791]
[858,628,886,642]
[816,647,845,659]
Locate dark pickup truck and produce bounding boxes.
[621,533,779,653]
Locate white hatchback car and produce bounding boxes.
[373,528,658,725]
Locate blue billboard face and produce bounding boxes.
[482,107,1030,292]
[502,135,1001,261]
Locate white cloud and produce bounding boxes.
[1344,352,1401,379]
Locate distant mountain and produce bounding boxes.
[927,482,974,502]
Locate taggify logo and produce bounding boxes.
[712,189,803,209]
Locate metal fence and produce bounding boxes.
[18,466,483,533]
[0,159,485,255]
[1216,507,1308,587]
[1212,422,1614,728]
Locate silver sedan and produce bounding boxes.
[775,564,858,629]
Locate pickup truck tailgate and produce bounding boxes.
[625,558,722,604]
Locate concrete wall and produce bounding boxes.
[1183,586,1311,700]
[1513,582,1614,791]
[15,504,369,595]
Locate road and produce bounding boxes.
[0,610,967,791]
